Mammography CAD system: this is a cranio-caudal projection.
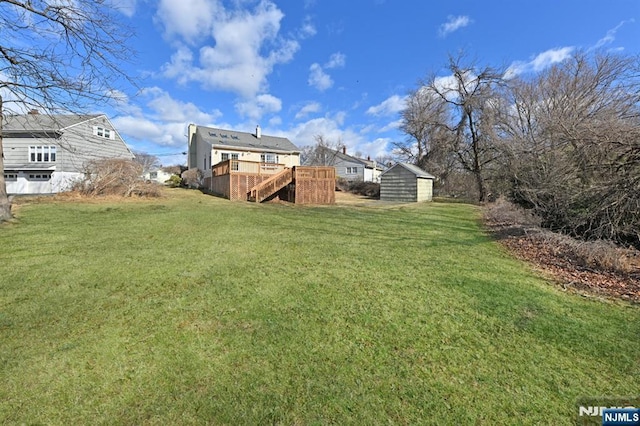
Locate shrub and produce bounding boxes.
[73,159,161,197]
[166,174,182,188]
[182,168,204,189]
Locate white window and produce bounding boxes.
[346,167,358,174]
[4,173,17,181]
[260,153,278,164]
[29,146,56,162]
[221,153,239,170]
[93,126,114,139]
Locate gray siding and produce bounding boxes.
[3,115,133,173]
[333,157,365,181]
[380,164,434,202]
[56,116,133,172]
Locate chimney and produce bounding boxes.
[342,146,346,155]
[367,155,371,161]
[256,125,261,139]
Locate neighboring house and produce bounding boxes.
[306,146,384,183]
[2,113,134,195]
[380,163,436,202]
[143,168,174,185]
[187,124,300,180]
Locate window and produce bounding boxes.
[222,153,239,170]
[149,172,158,179]
[346,167,358,174]
[28,173,51,181]
[29,146,56,163]
[260,153,278,164]
[4,173,17,181]
[93,126,114,139]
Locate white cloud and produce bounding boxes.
[379,119,402,133]
[366,95,407,116]
[295,102,322,119]
[325,52,346,69]
[112,87,222,149]
[109,0,137,17]
[235,94,282,121]
[593,19,635,50]
[299,16,317,38]
[155,0,218,43]
[159,1,300,98]
[439,15,472,37]
[505,47,574,78]
[308,63,333,91]
[307,52,345,91]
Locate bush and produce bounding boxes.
[73,159,161,197]
[166,174,182,188]
[182,168,204,189]
[347,181,380,198]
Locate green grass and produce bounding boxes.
[1,189,638,425]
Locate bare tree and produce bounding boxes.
[400,53,506,202]
[502,51,640,246]
[300,135,344,166]
[0,0,135,221]
[133,151,161,176]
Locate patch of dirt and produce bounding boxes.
[484,205,640,304]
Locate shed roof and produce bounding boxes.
[196,125,299,154]
[382,162,435,179]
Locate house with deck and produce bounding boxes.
[187,124,335,204]
[2,113,134,195]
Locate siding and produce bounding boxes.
[55,116,133,173]
[4,116,132,173]
[380,164,434,202]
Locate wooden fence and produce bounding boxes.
[209,161,335,204]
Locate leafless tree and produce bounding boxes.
[0,0,135,221]
[133,151,161,176]
[400,53,506,201]
[502,51,640,246]
[300,135,344,166]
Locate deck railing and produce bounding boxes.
[249,168,293,202]
[212,159,285,176]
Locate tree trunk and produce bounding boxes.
[0,96,12,222]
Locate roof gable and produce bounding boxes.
[196,125,299,153]
[3,114,103,133]
[382,163,435,179]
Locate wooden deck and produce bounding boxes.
[205,160,335,204]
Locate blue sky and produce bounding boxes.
[106,0,640,165]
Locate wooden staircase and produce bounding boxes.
[248,168,293,202]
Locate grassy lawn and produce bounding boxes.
[1,189,638,424]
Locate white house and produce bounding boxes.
[143,168,175,185]
[2,113,134,194]
[187,124,300,179]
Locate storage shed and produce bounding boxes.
[379,163,435,202]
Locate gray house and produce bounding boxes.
[380,163,435,202]
[2,113,134,195]
[305,146,384,183]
